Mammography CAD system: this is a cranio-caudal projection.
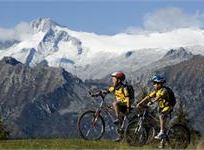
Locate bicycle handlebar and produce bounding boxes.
[89,91,102,97]
[88,89,107,98]
[135,102,152,112]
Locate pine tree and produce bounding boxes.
[175,98,201,146]
[175,99,189,125]
[0,116,9,139]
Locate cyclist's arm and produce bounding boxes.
[125,97,130,113]
[123,87,130,109]
[137,91,156,106]
[102,86,114,94]
[137,95,150,105]
[126,97,130,108]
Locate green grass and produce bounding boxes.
[0,138,153,149]
[0,138,198,149]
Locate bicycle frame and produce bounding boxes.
[93,94,127,128]
[138,105,162,126]
[90,92,132,139]
[93,95,114,121]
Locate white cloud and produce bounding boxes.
[0,22,33,41]
[144,7,203,31]
[125,7,204,33]
[124,26,144,34]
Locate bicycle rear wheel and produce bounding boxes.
[146,126,156,144]
[77,110,105,140]
[167,124,190,149]
[125,120,148,146]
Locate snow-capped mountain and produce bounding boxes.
[128,47,194,84]
[1,18,204,80]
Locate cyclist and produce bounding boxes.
[136,75,175,139]
[104,71,130,123]
[103,71,130,141]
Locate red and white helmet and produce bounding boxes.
[111,71,126,81]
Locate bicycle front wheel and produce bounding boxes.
[77,110,105,140]
[167,124,190,149]
[125,120,148,146]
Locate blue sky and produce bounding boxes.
[0,1,204,35]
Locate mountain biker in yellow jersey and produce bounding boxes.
[104,71,130,123]
[103,71,130,141]
[136,75,175,139]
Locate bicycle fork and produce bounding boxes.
[134,118,143,133]
[92,110,101,128]
[117,116,127,134]
[120,116,126,129]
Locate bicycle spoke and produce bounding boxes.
[86,128,91,137]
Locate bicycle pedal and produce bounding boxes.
[117,128,124,134]
[155,133,166,140]
[113,119,120,125]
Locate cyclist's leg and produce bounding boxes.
[113,100,120,122]
[155,106,172,139]
[118,104,127,125]
[160,113,165,132]
[161,106,172,125]
[118,104,127,116]
[113,103,127,142]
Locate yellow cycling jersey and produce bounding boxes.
[108,85,129,105]
[148,87,170,108]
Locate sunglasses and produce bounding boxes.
[153,82,160,85]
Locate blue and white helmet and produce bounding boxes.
[151,75,166,83]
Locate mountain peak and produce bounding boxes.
[163,47,193,60]
[31,18,58,32]
[0,57,21,66]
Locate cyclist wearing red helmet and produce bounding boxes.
[105,71,130,124]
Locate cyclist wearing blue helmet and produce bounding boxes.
[151,75,166,83]
[136,75,175,139]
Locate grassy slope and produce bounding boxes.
[0,139,151,149]
[0,138,198,149]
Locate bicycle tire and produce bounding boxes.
[125,120,148,146]
[77,110,105,140]
[167,124,191,149]
[146,126,156,144]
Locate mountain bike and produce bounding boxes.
[125,103,191,149]
[77,89,137,140]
